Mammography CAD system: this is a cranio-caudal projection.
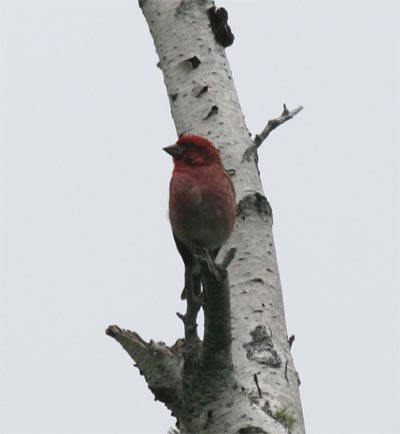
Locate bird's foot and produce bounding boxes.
[180,285,204,304]
[212,263,227,282]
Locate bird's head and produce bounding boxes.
[163,135,222,167]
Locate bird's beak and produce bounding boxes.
[163,144,182,158]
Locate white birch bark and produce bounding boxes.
[108,1,305,433]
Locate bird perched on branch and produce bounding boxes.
[163,135,236,299]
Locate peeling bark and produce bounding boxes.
[107,1,305,433]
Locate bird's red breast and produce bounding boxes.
[165,135,236,252]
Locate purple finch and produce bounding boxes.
[164,135,236,298]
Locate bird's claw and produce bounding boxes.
[182,287,204,306]
[194,246,227,282]
[212,264,227,282]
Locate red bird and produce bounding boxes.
[163,135,236,298]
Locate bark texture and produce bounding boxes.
[107,1,305,433]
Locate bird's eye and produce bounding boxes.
[183,142,196,150]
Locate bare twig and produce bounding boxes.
[243,104,303,162]
[254,104,303,147]
[176,263,202,367]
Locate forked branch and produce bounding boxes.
[254,104,303,147]
[243,104,303,162]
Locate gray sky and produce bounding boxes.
[1,1,399,433]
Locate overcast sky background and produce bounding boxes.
[1,1,399,433]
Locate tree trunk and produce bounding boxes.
[107,1,305,433]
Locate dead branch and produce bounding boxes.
[243,104,303,162]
